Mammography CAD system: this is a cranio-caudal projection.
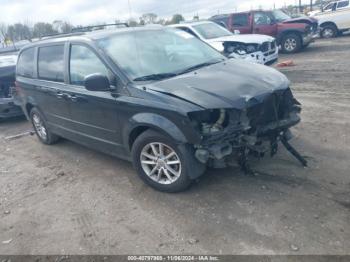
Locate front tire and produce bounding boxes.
[132,130,200,193]
[30,107,59,145]
[321,25,338,38]
[281,33,302,54]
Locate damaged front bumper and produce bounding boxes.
[194,112,300,165]
[189,88,306,168]
[229,49,278,65]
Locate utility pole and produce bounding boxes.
[299,0,302,12]
[310,0,313,11]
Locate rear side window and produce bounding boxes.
[38,45,65,82]
[69,45,109,86]
[17,48,35,78]
[232,14,249,26]
[337,1,349,8]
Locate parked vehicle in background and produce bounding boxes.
[0,53,23,119]
[308,0,350,16]
[16,27,303,192]
[210,10,318,54]
[170,21,278,65]
[312,7,350,38]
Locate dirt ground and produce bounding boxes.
[0,36,349,255]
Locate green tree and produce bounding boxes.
[168,14,184,25]
[33,22,57,38]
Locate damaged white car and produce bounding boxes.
[170,21,279,65]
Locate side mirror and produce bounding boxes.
[233,30,241,35]
[84,73,110,92]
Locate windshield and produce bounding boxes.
[97,29,225,81]
[272,10,291,22]
[192,22,232,39]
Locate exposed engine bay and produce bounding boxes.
[222,40,278,65]
[188,88,307,171]
[223,40,277,56]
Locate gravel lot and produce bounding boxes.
[0,36,349,255]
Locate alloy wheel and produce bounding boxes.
[284,38,297,52]
[323,28,335,38]
[140,142,182,185]
[32,113,47,141]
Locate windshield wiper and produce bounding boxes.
[176,59,224,76]
[133,73,178,81]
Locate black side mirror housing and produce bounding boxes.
[84,73,110,92]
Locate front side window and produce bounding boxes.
[38,45,64,82]
[192,23,232,39]
[69,45,109,86]
[17,48,35,78]
[324,3,336,10]
[337,1,349,8]
[254,12,272,25]
[97,29,225,81]
[232,14,249,26]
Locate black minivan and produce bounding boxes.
[16,26,302,192]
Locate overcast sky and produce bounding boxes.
[0,0,309,25]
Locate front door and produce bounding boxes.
[252,11,277,36]
[64,43,124,155]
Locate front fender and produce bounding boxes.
[123,113,192,151]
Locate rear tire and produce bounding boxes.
[30,107,59,145]
[281,33,302,54]
[321,24,338,38]
[131,130,202,193]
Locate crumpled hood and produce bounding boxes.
[146,60,290,110]
[206,34,275,45]
[282,16,318,25]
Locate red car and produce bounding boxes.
[210,10,318,54]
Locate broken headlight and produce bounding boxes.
[188,109,250,136]
[188,109,228,135]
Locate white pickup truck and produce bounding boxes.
[313,7,350,38]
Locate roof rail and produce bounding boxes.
[71,23,129,33]
[39,32,86,40]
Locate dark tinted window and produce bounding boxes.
[232,14,249,26]
[38,45,64,82]
[337,1,349,8]
[17,48,35,78]
[69,45,109,86]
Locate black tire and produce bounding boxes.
[321,24,338,38]
[131,130,202,193]
[281,33,302,54]
[30,107,59,145]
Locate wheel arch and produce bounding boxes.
[125,113,190,152]
[277,30,302,44]
[320,21,338,30]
